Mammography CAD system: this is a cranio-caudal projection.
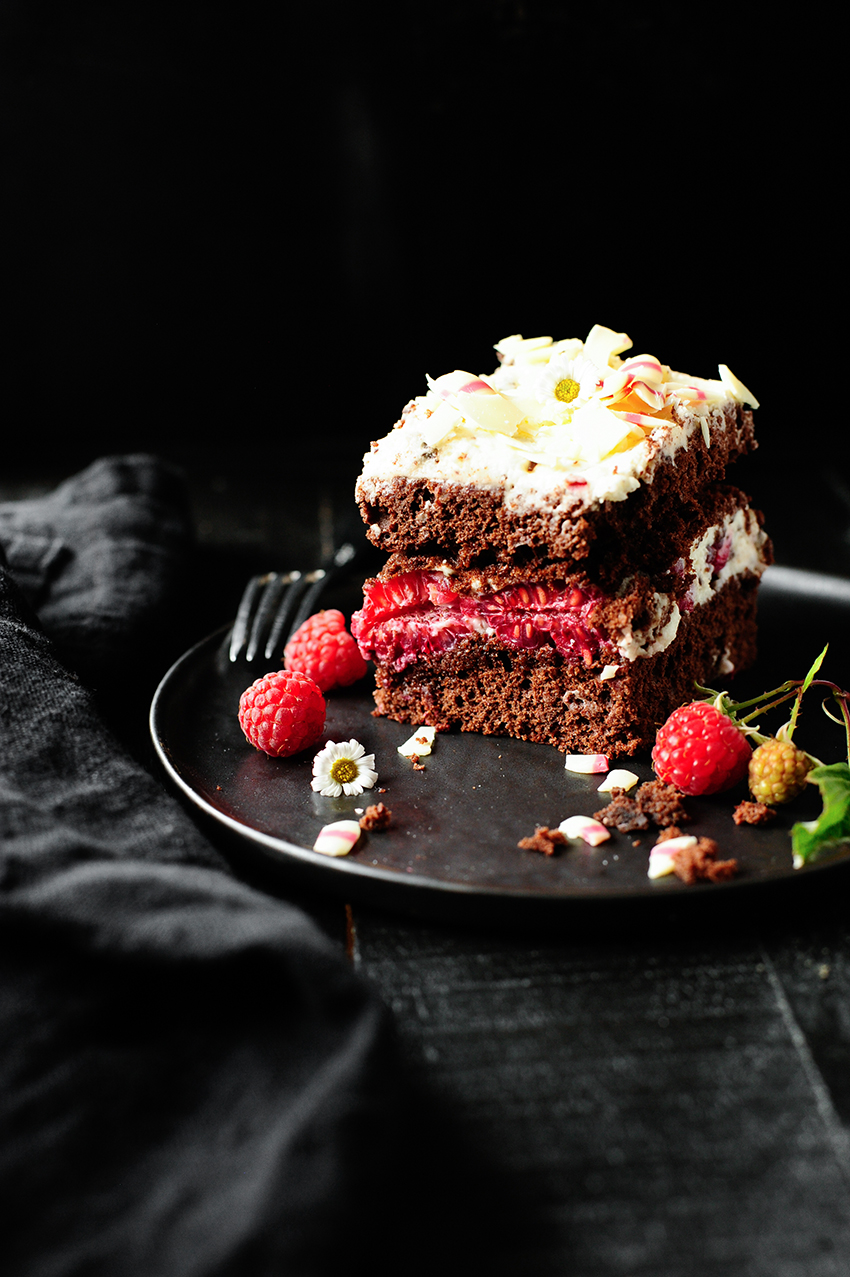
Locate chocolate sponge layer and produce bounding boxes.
[372,484,767,598]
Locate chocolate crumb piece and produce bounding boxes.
[359,802,392,832]
[594,788,649,832]
[518,826,567,856]
[672,837,738,885]
[656,825,683,844]
[733,800,775,826]
[635,780,691,827]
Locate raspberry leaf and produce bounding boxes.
[787,644,828,739]
[801,644,829,694]
[790,762,850,866]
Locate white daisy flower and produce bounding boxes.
[534,351,606,419]
[311,739,378,798]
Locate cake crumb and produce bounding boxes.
[672,837,738,884]
[635,781,691,826]
[594,789,649,832]
[518,826,567,856]
[656,825,684,844]
[733,800,775,826]
[359,802,392,832]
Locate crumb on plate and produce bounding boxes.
[733,800,775,826]
[672,837,738,884]
[359,802,392,831]
[518,826,567,856]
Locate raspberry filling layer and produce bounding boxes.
[351,570,608,672]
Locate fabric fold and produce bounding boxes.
[0,459,407,1274]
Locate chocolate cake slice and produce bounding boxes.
[352,325,771,756]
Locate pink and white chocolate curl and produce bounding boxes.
[612,409,664,430]
[647,835,697,879]
[633,380,665,411]
[559,815,610,846]
[564,753,609,773]
[313,819,362,857]
[668,383,707,404]
[456,378,496,395]
[621,355,663,385]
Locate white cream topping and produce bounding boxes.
[357,325,757,514]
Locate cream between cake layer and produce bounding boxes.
[352,507,769,674]
[356,326,758,517]
[686,506,768,608]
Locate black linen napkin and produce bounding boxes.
[0,457,405,1276]
[0,455,193,688]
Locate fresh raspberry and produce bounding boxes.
[651,701,752,796]
[238,669,325,757]
[748,738,813,805]
[284,609,368,693]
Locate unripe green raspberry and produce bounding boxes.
[748,738,813,805]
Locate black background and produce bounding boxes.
[2,1,846,572]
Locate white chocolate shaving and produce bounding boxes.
[718,363,759,409]
[564,753,609,773]
[398,726,437,757]
[597,769,639,793]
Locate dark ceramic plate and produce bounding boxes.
[150,566,850,923]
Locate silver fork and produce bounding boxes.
[227,542,359,666]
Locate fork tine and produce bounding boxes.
[245,571,292,662]
[229,571,301,663]
[227,539,368,668]
[284,543,357,640]
[229,573,266,662]
[263,570,324,660]
[284,569,329,644]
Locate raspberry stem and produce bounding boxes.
[695,647,850,765]
[819,689,850,764]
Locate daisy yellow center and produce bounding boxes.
[329,758,359,784]
[554,377,580,404]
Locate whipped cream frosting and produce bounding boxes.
[357,325,759,513]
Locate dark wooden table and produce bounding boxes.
[6,443,850,1276]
